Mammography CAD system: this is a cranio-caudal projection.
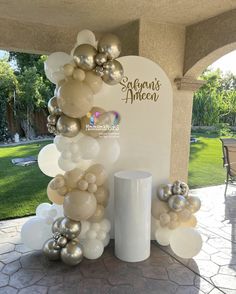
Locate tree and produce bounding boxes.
[0,59,18,141]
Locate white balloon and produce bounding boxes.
[97,230,106,241]
[83,239,104,259]
[76,159,92,170]
[99,219,111,233]
[36,203,51,218]
[90,223,101,232]
[54,135,71,152]
[51,69,65,84]
[80,220,91,238]
[21,217,52,250]
[38,144,64,177]
[96,138,120,164]
[78,136,100,160]
[51,204,64,217]
[103,234,110,247]
[61,150,72,160]
[45,216,54,225]
[58,156,77,172]
[76,30,97,47]
[48,208,58,218]
[86,229,97,240]
[170,228,202,259]
[155,227,173,246]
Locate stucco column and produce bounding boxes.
[137,19,194,182]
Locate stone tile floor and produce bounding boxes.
[0,185,236,293]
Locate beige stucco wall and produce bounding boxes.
[138,19,194,182]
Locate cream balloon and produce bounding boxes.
[64,168,84,189]
[87,164,107,186]
[89,205,105,222]
[54,135,71,152]
[155,227,173,246]
[94,186,109,206]
[57,79,93,118]
[47,180,65,205]
[38,144,64,177]
[99,219,111,233]
[58,156,77,172]
[170,228,202,259]
[180,215,197,228]
[63,190,97,221]
[82,239,104,259]
[96,138,120,164]
[84,71,103,94]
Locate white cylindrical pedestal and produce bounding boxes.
[114,170,152,262]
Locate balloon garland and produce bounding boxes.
[21,30,122,266]
[152,180,203,258]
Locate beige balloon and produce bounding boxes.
[151,198,169,220]
[177,208,192,222]
[180,215,197,228]
[89,204,105,222]
[77,179,89,191]
[63,190,97,221]
[84,173,96,184]
[51,174,65,189]
[63,63,75,77]
[187,196,201,213]
[94,186,109,205]
[88,183,97,193]
[168,220,181,230]
[84,71,103,94]
[159,213,171,227]
[64,168,84,189]
[47,180,65,205]
[169,211,178,222]
[57,186,68,196]
[80,106,106,138]
[87,164,107,186]
[57,79,93,118]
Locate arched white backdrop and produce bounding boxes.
[94,56,173,236]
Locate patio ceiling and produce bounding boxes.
[0,0,236,31]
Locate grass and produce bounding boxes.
[0,133,228,219]
[0,141,52,220]
[188,132,226,188]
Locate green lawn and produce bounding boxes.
[0,135,227,220]
[188,133,226,188]
[0,141,52,220]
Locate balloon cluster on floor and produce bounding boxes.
[21,30,121,266]
[152,180,203,259]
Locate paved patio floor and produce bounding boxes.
[0,185,236,293]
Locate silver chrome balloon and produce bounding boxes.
[98,34,121,60]
[60,241,83,266]
[48,96,61,115]
[73,44,97,71]
[180,182,189,197]
[187,196,201,213]
[95,53,107,66]
[43,239,60,261]
[157,184,173,201]
[168,195,187,212]
[57,236,68,248]
[102,60,124,85]
[172,180,182,195]
[47,114,57,125]
[56,114,80,138]
[52,217,64,234]
[95,66,104,77]
[59,217,81,240]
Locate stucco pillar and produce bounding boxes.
[137,19,194,182]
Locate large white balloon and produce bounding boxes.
[83,239,104,259]
[21,217,52,250]
[155,226,173,246]
[38,144,64,177]
[96,138,120,164]
[76,30,97,47]
[170,228,202,259]
[78,136,100,160]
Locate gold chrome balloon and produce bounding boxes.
[73,44,97,71]
[59,217,81,240]
[187,196,201,213]
[102,60,124,85]
[60,241,83,266]
[48,96,61,115]
[157,184,173,201]
[98,34,121,60]
[43,239,61,261]
[52,217,64,234]
[95,53,108,65]
[168,195,187,212]
[56,114,80,138]
[57,236,68,248]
